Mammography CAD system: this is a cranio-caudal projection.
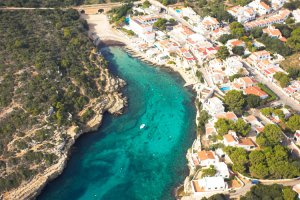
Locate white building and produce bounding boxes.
[285,80,300,95]
[247,50,271,62]
[203,97,225,116]
[263,25,286,42]
[214,162,230,178]
[201,16,220,31]
[293,9,300,23]
[227,6,256,23]
[169,25,194,45]
[247,0,271,16]
[271,0,286,10]
[197,150,219,167]
[129,15,158,43]
[192,177,228,197]
[232,77,256,90]
[216,112,238,122]
[244,9,290,30]
[223,131,256,150]
[226,39,246,50]
[224,57,247,76]
[145,5,161,15]
[223,131,239,147]
[155,39,179,54]
[243,115,265,134]
[209,59,224,71]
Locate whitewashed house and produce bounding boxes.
[224,57,247,77]
[197,150,219,167]
[202,16,220,31]
[227,6,256,23]
[192,177,228,198]
[129,15,158,43]
[214,162,230,178]
[247,0,271,16]
[203,97,225,116]
[293,9,300,23]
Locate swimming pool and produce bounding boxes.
[176,9,181,13]
[220,86,231,91]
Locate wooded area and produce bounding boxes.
[0,9,107,192]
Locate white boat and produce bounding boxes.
[140,124,145,129]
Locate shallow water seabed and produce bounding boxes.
[38,47,196,200]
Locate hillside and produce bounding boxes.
[0,9,125,198]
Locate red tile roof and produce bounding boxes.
[245,86,268,97]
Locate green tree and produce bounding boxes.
[232,46,245,56]
[246,94,261,108]
[274,24,292,38]
[153,18,168,31]
[287,68,300,80]
[198,110,211,132]
[250,27,263,38]
[216,46,230,60]
[249,163,269,179]
[230,22,245,37]
[234,118,251,137]
[215,118,234,136]
[201,165,217,177]
[229,73,242,82]
[230,147,248,173]
[256,124,283,147]
[224,90,245,114]
[283,187,298,200]
[273,72,290,87]
[142,0,151,8]
[287,114,300,131]
[260,107,274,117]
[283,0,300,10]
[249,150,266,166]
[273,109,285,122]
[241,184,291,200]
[259,34,292,56]
[196,70,204,83]
[218,34,234,44]
[63,28,71,38]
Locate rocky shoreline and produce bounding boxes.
[2,13,198,200]
[2,68,127,200]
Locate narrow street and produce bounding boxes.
[243,63,300,112]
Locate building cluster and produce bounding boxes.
[245,50,300,102]
[227,0,289,28]
[190,150,230,198]
[120,2,300,198]
[127,4,224,72]
[244,9,290,30]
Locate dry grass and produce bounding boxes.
[280,52,300,70]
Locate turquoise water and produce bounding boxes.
[38,47,196,200]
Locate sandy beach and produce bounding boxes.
[82,13,198,87]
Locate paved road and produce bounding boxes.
[243,62,300,112]
[230,178,300,198]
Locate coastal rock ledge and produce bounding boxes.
[2,70,127,200]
